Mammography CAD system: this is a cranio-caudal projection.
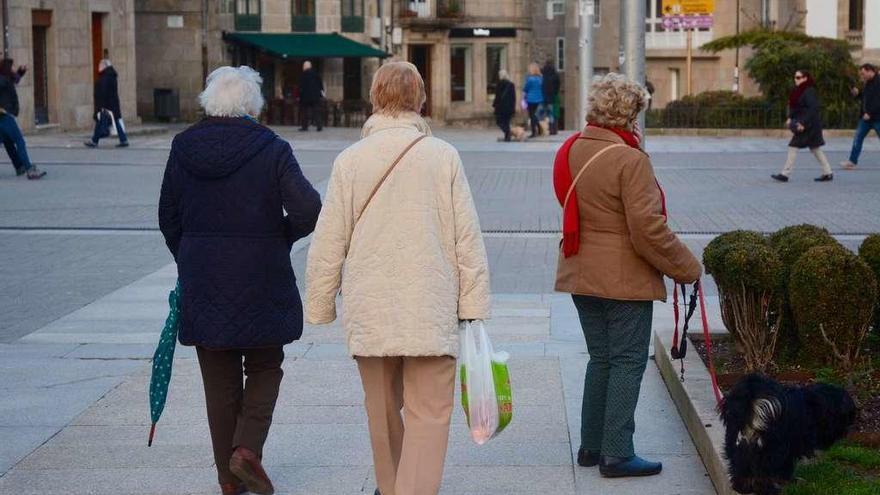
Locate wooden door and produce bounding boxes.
[91,13,103,81]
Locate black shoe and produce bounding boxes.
[577,447,600,467]
[26,166,47,180]
[599,455,663,478]
[84,140,97,148]
[814,174,833,182]
[316,127,323,132]
[771,173,789,182]
[116,142,129,148]
[14,167,25,176]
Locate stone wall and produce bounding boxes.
[0,0,137,131]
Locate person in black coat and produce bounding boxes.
[493,70,516,142]
[298,60,324,131]
[541,61,561,135]
[0,58,45,179]
[85,59,128,148]
[842,63,880,169]
[772,70,833,183]
[158,66,321,495]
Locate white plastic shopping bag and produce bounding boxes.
[459,321,513,445]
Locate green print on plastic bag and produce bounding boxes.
[460,358,513,439]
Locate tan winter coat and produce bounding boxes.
[305,112,491,357]
[555,126,702,301]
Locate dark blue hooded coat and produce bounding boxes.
[158,117,321,349]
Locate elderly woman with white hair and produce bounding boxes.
[553,73,701,478]
[158,66,321,495]
[492,69,516,142]
[305,61,490,495]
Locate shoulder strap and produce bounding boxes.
[562,143,628,211]
[355,134,427,226]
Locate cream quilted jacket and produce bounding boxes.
[304,112,491,357]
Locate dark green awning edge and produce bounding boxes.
[224,32,390,59]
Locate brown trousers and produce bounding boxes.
[196,346,284,484]
[356,356,457,495]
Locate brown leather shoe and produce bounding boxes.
[220,482,246,495]
[229,447,275,495]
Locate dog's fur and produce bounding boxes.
[719,374,856,495]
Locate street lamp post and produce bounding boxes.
[620,0,647,132]
[578,0,594,127]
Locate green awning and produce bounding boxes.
[225,32,389,59]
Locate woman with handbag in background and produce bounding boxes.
[554,73,701,478]
[305,61,491,495]
[772,69,834,182]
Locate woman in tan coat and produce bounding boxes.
[553,73,701,478]
[305,61,491,495]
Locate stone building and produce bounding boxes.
[135,0,388,123]
[394,0,532,124]
[0,0,137,132]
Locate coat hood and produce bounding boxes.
[361,111,432,138]
[173,117,277,178]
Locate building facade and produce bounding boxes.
[394,0,531,124]
[0,0,137,132]
[135,0,386,122]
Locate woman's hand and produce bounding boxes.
[796,123,805,132]
[785,118,791,128]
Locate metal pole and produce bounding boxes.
[378,0,386,53]
[621,0,646,131]
[686,28,693,95]
[1,0,9,59]
[578,0,594,127]
[734,0,741,92]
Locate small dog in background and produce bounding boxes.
[720,374,856,495]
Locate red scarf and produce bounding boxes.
[553,125,667,258]
[788,77,814,109]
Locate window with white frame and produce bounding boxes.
[556,37,565,72]
[450,45,472,102]
[549,0,565,18]
[593,0,601,26]
[486,44,508,98]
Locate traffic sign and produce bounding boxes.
[662,14,714,30]
[661,0,715,15]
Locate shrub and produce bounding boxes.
[769,225,841,360]
[704,231,782,371]
[789,245,878,372]
[649,91,775,129]
[859,234,880,329]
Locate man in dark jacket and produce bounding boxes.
[159,66,321,495]
[541,60,561,135]
[842,63,880,169]
[492,70,516,142]
[298,60,324,131]
[85,59,129,148]
[0,58,45,179]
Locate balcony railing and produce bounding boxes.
[341,16,364,32]
[292,15,316,32]
[235,14,261,31]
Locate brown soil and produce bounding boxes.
[689,337,880,447]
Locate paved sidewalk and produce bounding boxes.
[0,254,714,494]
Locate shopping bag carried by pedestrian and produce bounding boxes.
[95,109,113,138]
[147,282,181,446]
[459,321,513,445]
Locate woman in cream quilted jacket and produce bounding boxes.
[305,61,490,495]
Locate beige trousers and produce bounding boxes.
[356,356,457,495]
[781,146,833,176]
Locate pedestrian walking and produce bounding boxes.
[85,59,129,148]
[524,62,544,138]
[772,70,834,182]
[493,70,516,142]
[541,60,561,135]
[0,58,45,179]
[305,61,490,495]
[158,66,322,495]
[553,73,701,478]
[841,63,880,170]
[298,60,324,132]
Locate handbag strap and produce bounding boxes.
[562,143,628,211]
[355,134,427,226]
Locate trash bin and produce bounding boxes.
[154,88,180,122]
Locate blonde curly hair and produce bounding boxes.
[586,73,648,130]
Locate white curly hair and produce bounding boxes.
[587,73,648,130]
[199,66,265,118]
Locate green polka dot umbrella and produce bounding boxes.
[148,282,180,447]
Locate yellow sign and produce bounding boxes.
[661,0,715,15]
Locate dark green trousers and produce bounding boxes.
[572,295,653,457]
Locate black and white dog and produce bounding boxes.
[719,374,857,495]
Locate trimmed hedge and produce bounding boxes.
[859,234,880,329]
[789,245,878,370]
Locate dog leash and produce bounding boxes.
[671,280,724,406]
